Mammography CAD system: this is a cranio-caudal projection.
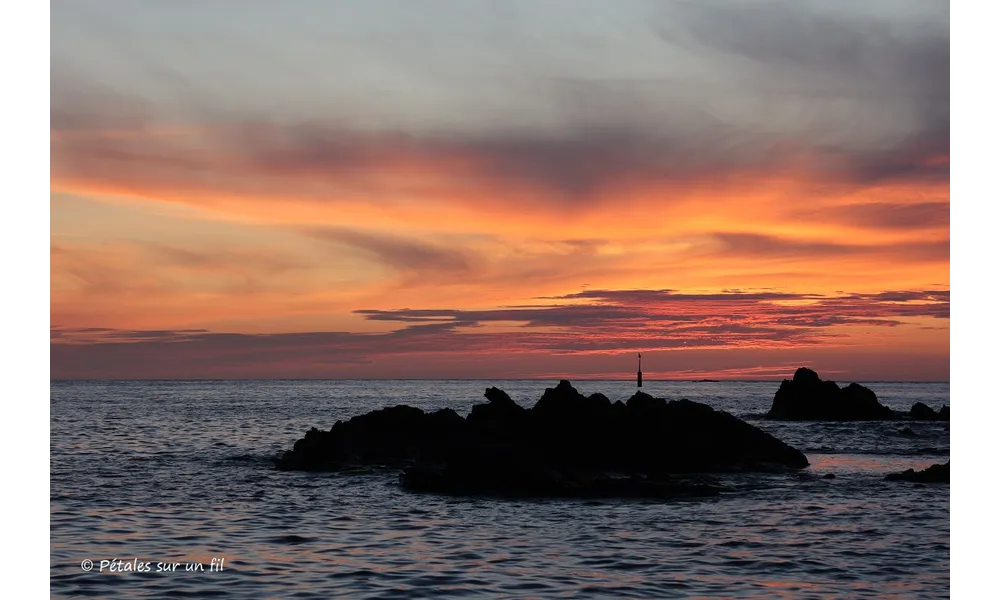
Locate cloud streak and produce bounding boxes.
[51,288,948,378]
[302,227,472,276]
[709,233,949,263]
[796,202,950,231]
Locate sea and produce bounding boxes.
[50,380,950,599]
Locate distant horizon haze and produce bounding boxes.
[50,376,951,383]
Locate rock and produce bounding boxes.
[469,387,526,432]
[909,402,939,420]
[908,402,950,421]
[400,461,731,499]
[276,381,810,498]
[793,367,821,385]
[766,368,893,421]
[822,473,836,479]
[532,380,611,425]
[885,462,949,483]
[626,390,664,413]
[274,405,464,471]
[898,427,916,437]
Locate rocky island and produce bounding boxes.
[767,367,950,422]
[767,367,894,420]
[276,380,809,498]
[885,462,950,484]
[907,402,950,421]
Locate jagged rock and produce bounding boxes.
[276,405,464,471]
[531,380,613,428]
[898,427,916,437]
[767,368,893,421]
[626,390,664,413]
[469,387,526,432]
[276,381,810,498]
[908,402,950,421]
[885,462,949,483]
[909,402,938,420]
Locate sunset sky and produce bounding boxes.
[50,0,949,380]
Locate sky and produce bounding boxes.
[50,0,949,380]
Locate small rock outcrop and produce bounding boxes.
[885,462,949,483]
[767,368,893,421]
[276,380,809,498]
[909,402,949,421]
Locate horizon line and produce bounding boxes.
[49,377,951,383]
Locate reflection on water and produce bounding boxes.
[807,453,943,473]
[51,380,949,599]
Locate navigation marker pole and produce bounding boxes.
[637,352,643,388]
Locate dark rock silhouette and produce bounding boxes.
[276,380,809,498]
[281,405,465,471]
[468,386,526,432]
[400,462,731,499]
[908,402,950,421]
[766,368,893,421]
[898,427,916,437]
[885,462,949,483]
[909,402,937,420]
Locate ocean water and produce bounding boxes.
[50,380,950,599]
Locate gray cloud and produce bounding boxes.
[51,0,949,203]
[550,289,813,303]
[711,233,949,262]
[303,227,473,276]
[809,202,950,231]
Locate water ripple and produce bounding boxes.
[52,380,949,599]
